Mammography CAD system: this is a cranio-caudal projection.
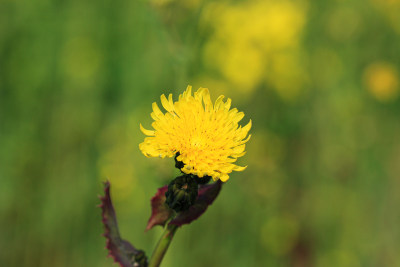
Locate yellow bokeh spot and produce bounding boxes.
[220,44,264,91]
[202,0,308,99]
[364,62,399,102]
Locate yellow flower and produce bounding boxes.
[364,62,399,102]
[139,86,251,182]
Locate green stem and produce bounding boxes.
[148,224,178,267]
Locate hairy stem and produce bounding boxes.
[148,224,178,267]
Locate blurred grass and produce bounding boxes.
[1,0,400,266]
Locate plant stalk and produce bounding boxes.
[148,224,178,267]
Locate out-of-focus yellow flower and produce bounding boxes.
[139,86,251,182]
[364,62,399,102]
[202,0,307,99]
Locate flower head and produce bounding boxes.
[139,86,251,182]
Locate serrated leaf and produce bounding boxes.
[145,185,173,231]
[99,181,148,267]
[169,180,222,227]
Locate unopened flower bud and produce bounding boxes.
[133,250,147,267]
[193,175,212,185]
[165,175,198,212]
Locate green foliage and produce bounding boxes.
[1,0,400,266]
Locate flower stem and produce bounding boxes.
[148,224,178,267]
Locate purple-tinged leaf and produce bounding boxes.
[145,181,223,231]
[169,180,222,227]
[146,185,173,231]
[99,181,148,267]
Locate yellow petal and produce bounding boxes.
[150,112,158,121]
[233,112,244,123]
[168,93,174,110]
[224,98,232,110]
[201,88,212,110]
[238,134,252,145]
[183,85,192,99]
[243,119,252,132]
[152,102,164,118]
[233,165,247,172]
[228,108,239,118]
[214,95,225,110]
[161,94,174,112]
[140,124,155,136]
[220,173,230,182]
[232,151,246,158]
[232,144,245,154]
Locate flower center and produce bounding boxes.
[190,136,203,149]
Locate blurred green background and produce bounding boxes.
[1,0,400,266]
